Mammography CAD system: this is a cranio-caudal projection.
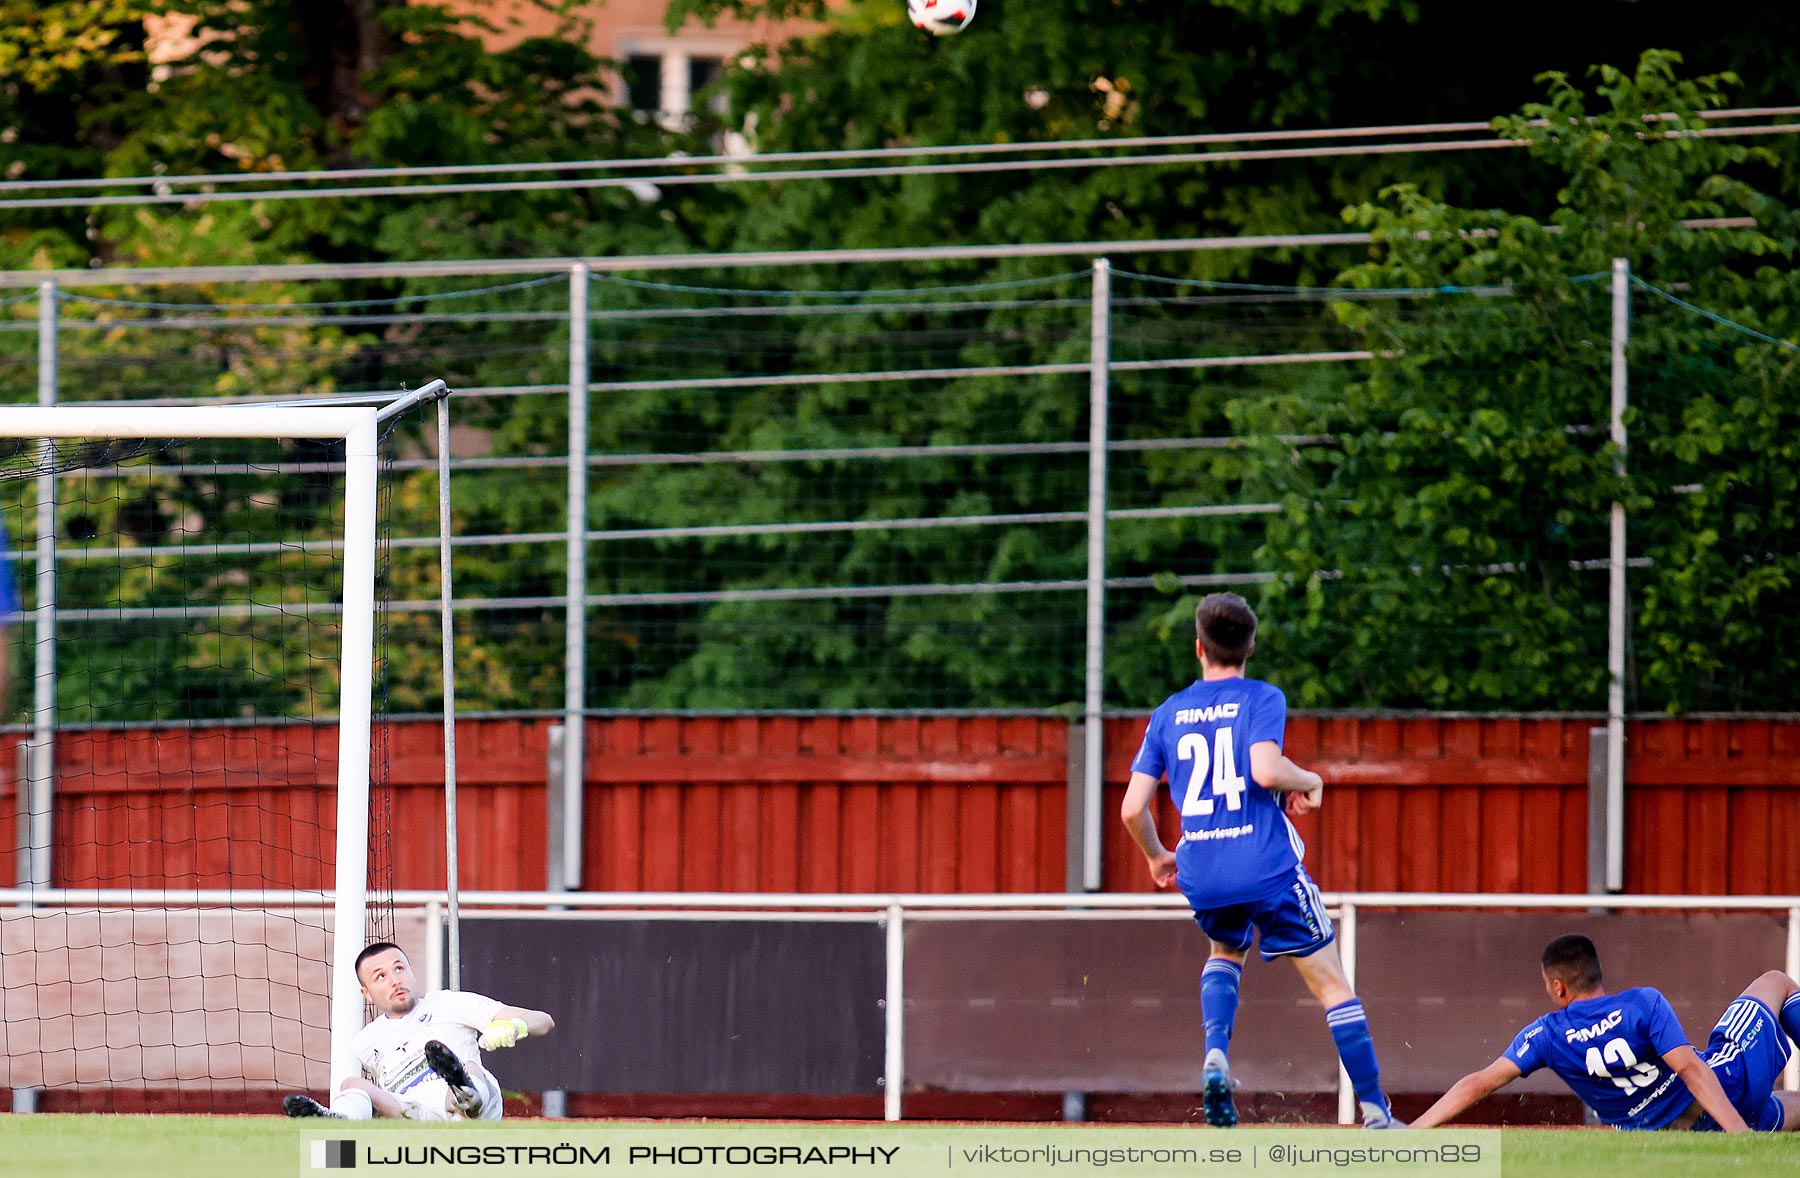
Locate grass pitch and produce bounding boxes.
[1,1115,1796,1178]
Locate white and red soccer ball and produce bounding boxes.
[908,0,976,36]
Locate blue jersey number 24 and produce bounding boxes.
[1176,729,1248,817]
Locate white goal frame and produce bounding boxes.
[0,403,379,1091]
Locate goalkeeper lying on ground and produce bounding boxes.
[284,941,555,1121]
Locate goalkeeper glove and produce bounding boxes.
[478,1017,530,1051]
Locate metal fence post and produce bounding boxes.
[12,279,58,1115]
[545,724,566,893]
[883,901,905,1121]
[562,263,590,890]
[1082,259,1111,892]
[436,401,462,989]
[1586,727,1609,897]
[543,722,570,1117]
[1064,718,1086,892]
[30,280,57,892]
[1606,258,1629,892]
[423,899,444,992]
[1336,901,1358,1125]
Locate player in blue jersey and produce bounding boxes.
[0,516,19,719]
[1413,934,1800,1132]
[1120,593,1402,1130]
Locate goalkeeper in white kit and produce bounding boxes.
[285,941,555,1121]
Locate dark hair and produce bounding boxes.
[355,941,407,982]
[1195,593,1257,667]
[1540,934,1603,991]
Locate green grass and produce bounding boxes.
[0,1115,1796,1178]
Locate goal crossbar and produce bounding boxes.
[0,405,377,440]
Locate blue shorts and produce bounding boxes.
[1692,997,1791,1132]
[1186,866,1335,961]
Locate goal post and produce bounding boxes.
[0,388,444,1109]
[331,406,377,1096]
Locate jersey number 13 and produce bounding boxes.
[1177,729,1248,817]
[1585,1038,1660,1094]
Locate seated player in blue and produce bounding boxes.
[1413,934,1800,1132]
[1120,593,1402,1130]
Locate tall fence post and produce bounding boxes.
[1081,259,1111,892]
[542,723,569,1116]
[436,401,462,989]
[1064,719,1086,892]
[1586,727,1608,896]
[423,899,444,992]
[28,280,56,903]
[562,262,590,890]
[883,901,905,1122]
[1605,258,1629,892]
[546,725,567,893]
[13,279,58,1115]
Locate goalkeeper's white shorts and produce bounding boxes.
[397,1064,503,1122]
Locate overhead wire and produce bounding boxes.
[1,110,1795,211]
[5,106,1794,196]
[0,119,1510,193]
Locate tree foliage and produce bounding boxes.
[1,3,1798,715]
[1245,52,1800,711]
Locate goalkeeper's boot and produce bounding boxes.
[284,1094,345,1119]
[424,1039,486,1119]
[1201,1048,1238,1128]
[1361,1096,1408,1130]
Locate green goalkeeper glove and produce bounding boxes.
[478,1017,530,1051]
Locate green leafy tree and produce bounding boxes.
[0,0,711,718]
[1245,51,1800,710]
[576,1,1800,711]
[5,0,1800,715]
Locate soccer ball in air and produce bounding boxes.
[908,0,975,36]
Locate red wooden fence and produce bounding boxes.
[1,714,1795,895]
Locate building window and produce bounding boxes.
[688,56,724,107]
[625,54,665,114]
[618,47,730,125]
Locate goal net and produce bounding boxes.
[0,397,436,1112]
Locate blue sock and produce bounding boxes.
[1201,958,1243,1060]
[1781,993,1800,1049]
[1326,998,1386,1107]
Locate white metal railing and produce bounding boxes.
[9,887,1796,910]
[7,889,1797,1121]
